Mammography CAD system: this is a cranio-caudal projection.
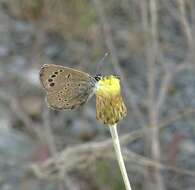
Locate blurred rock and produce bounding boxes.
[9,55,26,69]
[22,68,40,87]
[12,21,35,49]
[0,45,9,57]
[43,32,65,60]
[0,126,35,162]
[0,122,38,189]
[0,117,12,130]
[83,106,96,120]
[20,96,42,118]
[14,20,35,33]
[71,119,97,141]
[181,140,195,155]
[0,8,12,33]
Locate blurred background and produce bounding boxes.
[0,0,195,189]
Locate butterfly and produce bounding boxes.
[39,64,102,110]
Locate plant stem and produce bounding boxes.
[109,124,132,190]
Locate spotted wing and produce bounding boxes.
[39,64,96,110]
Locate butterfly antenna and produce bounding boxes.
[96,52,109,74]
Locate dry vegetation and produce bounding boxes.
[0,0,195,190]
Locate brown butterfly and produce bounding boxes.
[39,64,102,110]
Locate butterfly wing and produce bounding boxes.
[40,64,96,110]
[40,64,94,91]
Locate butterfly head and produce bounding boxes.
[94,73,103,81]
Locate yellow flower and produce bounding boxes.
[95,75,127,125]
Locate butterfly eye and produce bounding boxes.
[94,74,103,81]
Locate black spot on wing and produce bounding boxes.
[50,83,55,87]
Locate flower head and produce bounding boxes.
[95,75,127,125]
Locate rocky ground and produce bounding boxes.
[0,0,195,190]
